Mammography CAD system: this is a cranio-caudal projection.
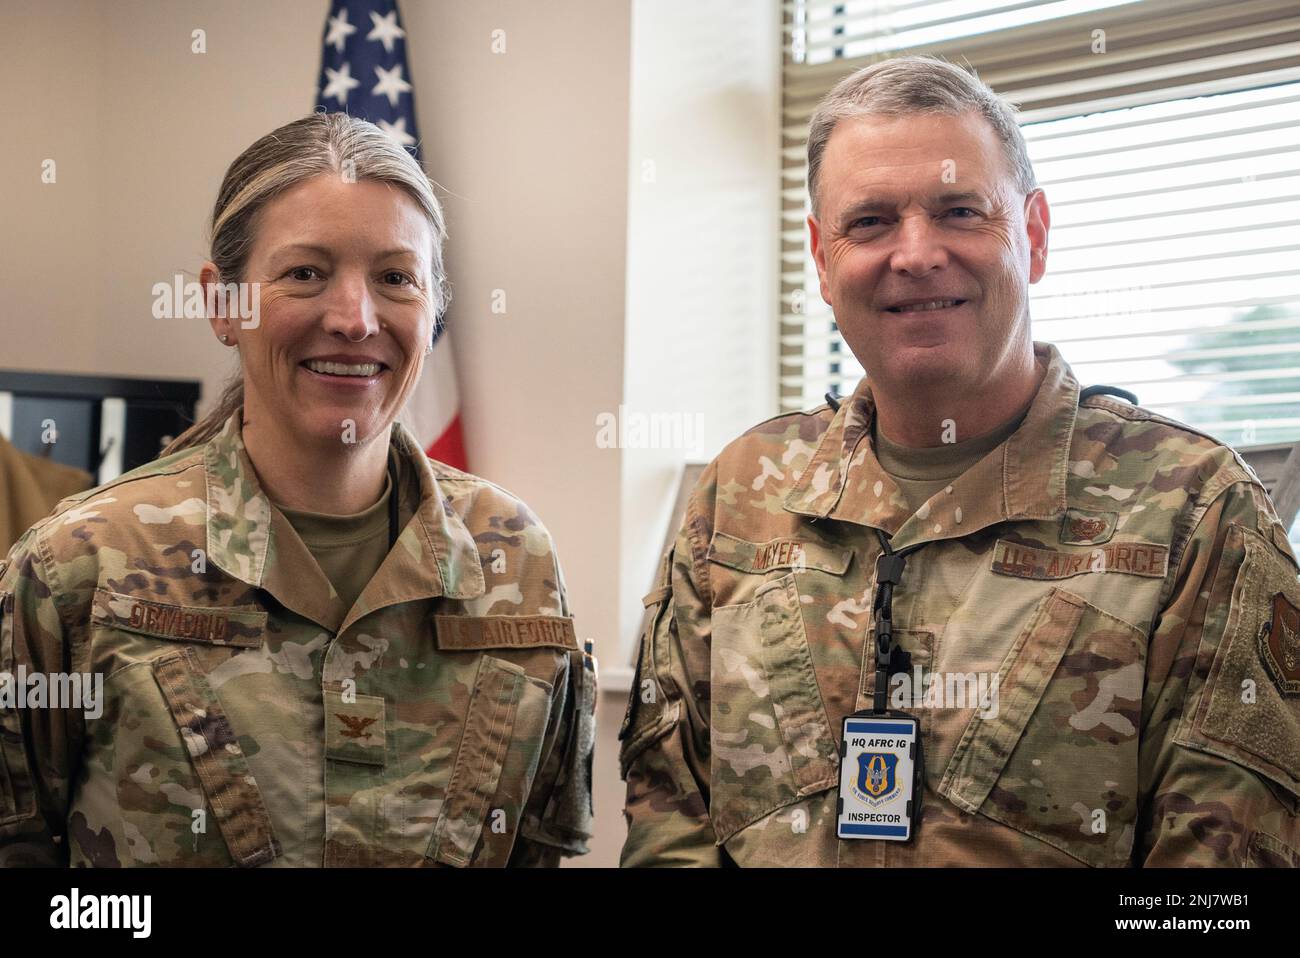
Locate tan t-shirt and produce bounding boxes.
[277,450,402,614]
[873,405,1031,516]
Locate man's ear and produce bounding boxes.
[1025,189,1050,284]
[808,213,833,306]
[201,262,234,344]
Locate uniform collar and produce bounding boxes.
[203,410,485,630]
[784,341,1078,550]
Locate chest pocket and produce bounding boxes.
[938,588,1145,867]
[86,588,279,867]
[708,533,852,843]
[152,648,281,866]
[424,614,575,867]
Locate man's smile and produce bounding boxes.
[884,298,968,315]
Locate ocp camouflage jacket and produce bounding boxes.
[0,411,595,867]
[620,341,1300,867]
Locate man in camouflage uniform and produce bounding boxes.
[619,57,1300,867]
[0,411,595,866]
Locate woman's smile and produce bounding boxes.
[299,353,390,388]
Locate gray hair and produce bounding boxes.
[807,55,1037,215]
[164,112,450,455]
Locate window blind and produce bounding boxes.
[779,0,1300,439]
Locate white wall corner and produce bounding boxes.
[618,0,783,667]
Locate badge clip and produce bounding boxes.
[836,530,928,841]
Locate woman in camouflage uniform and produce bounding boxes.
[0,114,594,867]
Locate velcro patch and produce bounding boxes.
[1060,508,1117,545]
[1260,592,1300,695]
[324,688,387,766]
[434,614,578,651]
[93,588,265,648]
[991,539,1168,580]
[707,532,852,575]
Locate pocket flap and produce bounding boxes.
[938,588,1086,814]
[707,532,853,575]
[710,573,839,843]
[0,590,37,825]
[425,656,527,866]
[152,647,279,867]
[93,588,265,648]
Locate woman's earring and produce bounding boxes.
[219,334,230,344]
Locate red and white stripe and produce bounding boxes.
[404,329,467,470]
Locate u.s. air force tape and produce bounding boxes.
[433,614,579,651]
[991,538,1168,580]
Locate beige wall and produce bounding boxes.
[399,0,633,867]
[2,0,324,400]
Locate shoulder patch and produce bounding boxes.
[1261,591,1300,696]
[1176,524,1300,800]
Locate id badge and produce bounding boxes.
[836,712,919,841]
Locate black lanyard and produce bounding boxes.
[387,453,401,549]
[871,528,925,714]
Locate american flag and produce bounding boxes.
[316,0,467,470]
